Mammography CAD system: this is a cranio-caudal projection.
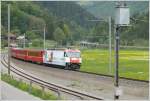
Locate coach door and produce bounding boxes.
[43,50,53,64]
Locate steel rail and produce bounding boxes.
[1,60,60,94]
[5,52,148,83]
[3,50,149,83]
[75,70,149,83]
[1,54,104,100]
[1,61,84,100]
[1,58,89,100]
[3,51,148,83]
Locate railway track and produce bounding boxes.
[75,70,149,83]
[13,56,149,83]
[2,52,149,83]
[1,54,104,100]
[2,51,148,83]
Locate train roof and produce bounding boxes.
[47,48,80,52]
[64,49,80,52]
[12,48,80,52]
[12,48,43,51]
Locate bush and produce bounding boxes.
[1,73,58,100]
[133,39,148,46]
[31,38,43,47]
[1,39,8,49]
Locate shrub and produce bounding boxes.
[1,73,58,100]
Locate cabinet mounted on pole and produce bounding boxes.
[114,2,130,100]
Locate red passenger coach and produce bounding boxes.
[11,48,44,63]
[11,48,27,60]
[26,50,44,63]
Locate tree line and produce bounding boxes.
[1,1,149,49]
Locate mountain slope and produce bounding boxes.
[36,1,97,28]
[78,1,149,18]
[1,1,97,48]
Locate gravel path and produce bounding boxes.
[1,81,41,100]
[9,58,149,100]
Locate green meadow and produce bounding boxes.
[80,49,149,80]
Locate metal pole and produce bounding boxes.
[24,33,25,48]
[7,4,11,75]
[114,25,120,99]
[43,26,45,50]
[108,16,112,74]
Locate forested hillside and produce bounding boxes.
[1,1,96,48]
[120,12,149,46]
[78,1,149,18]
[77,1,149,47]
[36,1,97,28]
[1,1,149,48]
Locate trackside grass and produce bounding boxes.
[80,49,149,80]
[1,73,58,100]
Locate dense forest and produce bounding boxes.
[79,1,148,18]
[1,1,149,48]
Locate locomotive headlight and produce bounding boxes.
[71,58,76,60]
[79,58,82,63]
[65,57,70,62]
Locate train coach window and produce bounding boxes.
[17,50,26,55]
[28,51,40,57]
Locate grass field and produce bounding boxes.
[80,49,149,80]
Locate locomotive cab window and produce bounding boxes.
[64,52,67,57]
[65,52,80,58]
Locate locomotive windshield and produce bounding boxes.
[65,52,80,58]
